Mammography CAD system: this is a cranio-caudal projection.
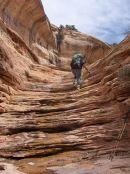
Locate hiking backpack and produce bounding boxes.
[71,54,84,69]
[56,32,63,42]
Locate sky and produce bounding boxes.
[42,0,130,44]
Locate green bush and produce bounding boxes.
[59,24,78,31]
[112,43,117,46]
[65,25,78,31]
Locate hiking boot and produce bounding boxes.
[73,80,77,86]
[77,85,81,90]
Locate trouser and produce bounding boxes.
[57,41,61,52]
[72,68,82,85]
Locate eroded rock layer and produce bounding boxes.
[0,0,55,48]
[0,0,130,174]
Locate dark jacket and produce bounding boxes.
[71,54,85,69]
[56,32,63,42]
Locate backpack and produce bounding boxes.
[71,54,84,69]
[56,32,63,42]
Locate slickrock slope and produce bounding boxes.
[0,1,130,174]
[52,25,111,65]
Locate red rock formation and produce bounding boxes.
[52,25,111,64]
[0,0,130,174]
[0,0,55,48]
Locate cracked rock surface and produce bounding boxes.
[0,0,130,173]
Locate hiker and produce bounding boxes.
[70,53,90,89]
[56,27,64,53]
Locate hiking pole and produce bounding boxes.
[109,109,130,161]
[84,66,90,75]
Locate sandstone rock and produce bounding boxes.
[0,0,129,174]
[0,106,5,113]
[53,27,111,64]
[0,0,55,48]
[0,164,4,170]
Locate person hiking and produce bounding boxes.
[70,53,90,89]
[56,27,64,53]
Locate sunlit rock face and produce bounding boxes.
[0,0,130,174]
[0,0,55,48]
[60,29,111,64]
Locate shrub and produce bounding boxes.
[59,24,78,31]
[65,25,78,31]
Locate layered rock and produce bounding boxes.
[0,0,55,48]
[52,26,111,65]
[0,0,130,174]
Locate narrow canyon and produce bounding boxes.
[0,0,130,173]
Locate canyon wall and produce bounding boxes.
[0,0,55,48]
[52,25,111,65]
[0,1,130,174]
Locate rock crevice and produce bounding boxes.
[0,1,130,174]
